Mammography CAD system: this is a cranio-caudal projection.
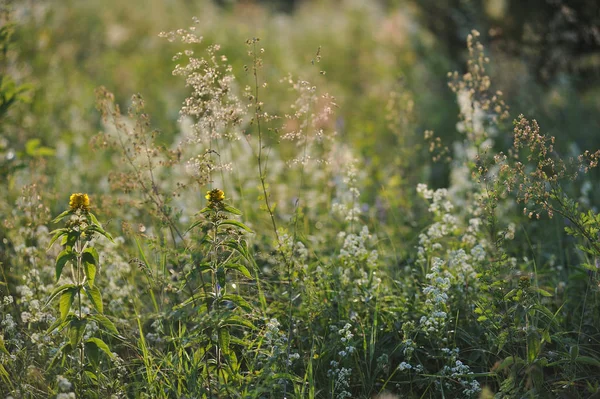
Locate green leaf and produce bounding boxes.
[82,248,99,287]
[51,211,71,224]
[87,212,102,228]
[0,336,9,356]
[223,204,243,215]
[46,283,76,306]
[173,293,210,310]
[527,333,541,364]
[535,288,553,297]
[46,314,73,334]
[496,356,522,372]
[224,240,251,261]
[84,370,98,384]
[83,247,99,265]
[85,340,99,365]
[222,294,252,312]
[570,345,580,361]
[222,315,256,330]
[574,356,600,367]
[55,249,75,281]
[91,314,119,335]
[217,266,226,288]
[0,363,10,388]
[185,219,205,234]
[218,329,231,355]
[59,288,77,321]
[85,224,114,243]
[86,337,115,359]
[47,342,72,371]
[84,284,103,314]
[220,219,253,233]
[224,263,253,279]
[47,228,68,249]
[69,317,87,347]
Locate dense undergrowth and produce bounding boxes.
[2,1,600,398]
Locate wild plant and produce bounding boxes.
[45,193,119,392]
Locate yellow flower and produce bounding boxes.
[205,188,225,204]
[69,193,90,211]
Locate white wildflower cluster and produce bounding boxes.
[439,348,481,398]
[420,258,450,335]
[337,226,381,302]
[326,323,356,399]
[448,249,478,284]
[145,319,165,345]
[276,229,309,279]
[1,296,23,354]
[338,226,378,271]
[15,270,55,325]
[57,375,72,392]
[462,217,482,247]
[337,323,356,358]
[83,321,99,341]
[332,160,362,222]
[396,334,424,375]
[256,318,296,370]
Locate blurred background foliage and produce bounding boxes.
[0,0,597,244]
[5,0,599,187]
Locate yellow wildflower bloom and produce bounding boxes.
[69,193,90,211]
[205,189,225,204]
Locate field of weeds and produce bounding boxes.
[2,1,600,398]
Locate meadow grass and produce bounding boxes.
[1,1,600,398]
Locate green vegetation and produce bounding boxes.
[2,1,600,398]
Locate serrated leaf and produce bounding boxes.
[527,333,541,364]
[47,228,68,249]
[223,204,243,215]
[51,210,71,224]
[222,315,256,330]
[82,248,98,287]
[83,247,99,265]
[220,219,253,233]
[85,340,99,365]
[46,283,76,306]
[55,249,75,281]
[84,285,103,314]
[218,329,231,355]
[85,224,114,243]
[84,370,98,384]
[224,263,253,279]
[217,266,226,288]
[224,240,251,261]
[86,337,115,359]
[87,212,102,228]
[69,317,86,347]
[91,314,119,335]
[46,315,73,334]
[59,288,77,321]
[535,288,553,297]
[222,294,252,312]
